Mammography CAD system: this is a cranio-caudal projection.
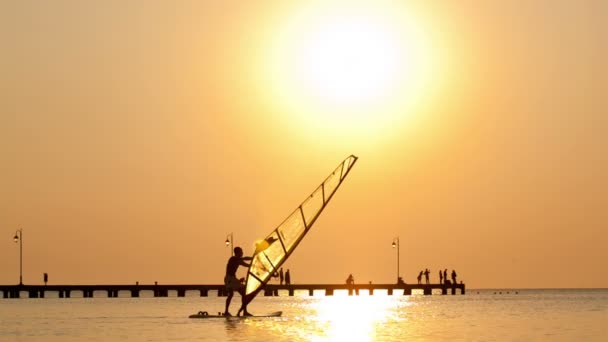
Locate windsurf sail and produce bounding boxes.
[243,155,358,304]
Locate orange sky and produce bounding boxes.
[1,1,606,288]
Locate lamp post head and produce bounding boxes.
[392,241,396,248]
[13,234,19,243]
[225,238,230,246]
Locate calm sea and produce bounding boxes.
[1,289,606,341]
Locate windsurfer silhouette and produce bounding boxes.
[224,246,253,316]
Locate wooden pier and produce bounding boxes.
[0,283,465,299]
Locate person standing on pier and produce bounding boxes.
[424,269,430,284]
[279,268,284,285]
[417,270,423,284]
[439,270,443,284]
[451,270,457,284]
[443,269,448,283]
[285,269,291,285]
[224,246,253,316]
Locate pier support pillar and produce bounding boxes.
[451,287,456,295]
[442,287,448,295]
[199,289,208,297]
[177,289,186,297]
[388,289,393,296]
[423,288,432,295]
[264,289,273,296]
[131,290,140,298]
[288,289,294,296]
[308,289,314,296]
[154,289,168,297]
[403,288,412,296]
[326,289,334,296]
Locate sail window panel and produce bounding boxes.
[301,186,324,227]
[259,232,284,267]
[324,170,340,201]
[250,251,275,284]
[278,210,306,252]
[256,231,285,272]
[245,276,262,295]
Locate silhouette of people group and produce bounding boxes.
[274,267,291,285]
[346,274,355,285]
[440,269,458,285]
[416,268,459,285]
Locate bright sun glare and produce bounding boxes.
[261,2,436,138]
[296,16,401,106]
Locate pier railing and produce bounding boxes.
[0,283,465,299]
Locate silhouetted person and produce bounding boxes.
[346,274,354,285]
[43,273,48,286]
[224,246,253,316]
[451,270,457,284]
[424,269,430,284]
[279,268,284,285]
[439,270,443,284]
[417,270,423,284]
[443,269,448,283]
[397,277,405,285]
[285,269,291,285]
[272,269,279,282]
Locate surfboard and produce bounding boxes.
[188,311,282,319]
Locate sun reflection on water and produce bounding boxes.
[303,295,408,341]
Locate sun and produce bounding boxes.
[295,14,402,107]
[258,2,437,138]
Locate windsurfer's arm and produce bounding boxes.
[239,257,252,267]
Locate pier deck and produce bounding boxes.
[1,283,465,299]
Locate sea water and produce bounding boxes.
[0,289,606,341]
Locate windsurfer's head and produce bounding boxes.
[234,247,243,257]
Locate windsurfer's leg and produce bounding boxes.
[238,288,252,316]
[237,303,250,316]
[224,289,234,315]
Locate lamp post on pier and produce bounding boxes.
[225,233,234,256]
[13,228,23,285]
[392,236,400,284]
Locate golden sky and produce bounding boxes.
[1,0,606,288]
